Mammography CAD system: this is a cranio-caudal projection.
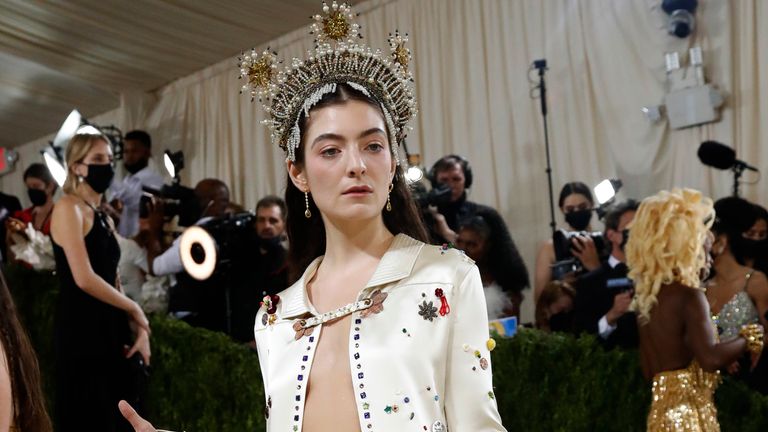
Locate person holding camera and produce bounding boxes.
[572,199,639,349]
[231,195,289,345]
[108,130,165,238]
[534,182,602,303]
[146,178,230,332]
[50,133,150,430]
[424,155,528,291]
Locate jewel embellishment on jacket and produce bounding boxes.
[434,288,450,316]
[293,289,388,340]
[261,294,280,325]
[418,300,439,321]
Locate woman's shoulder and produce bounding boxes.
[52,194,81,213]
[411,241,477,283]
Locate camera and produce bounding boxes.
[140,184,199,227]
[179,212,257,281]
[550,229,607,280]
[607,277,634,294]
[411,182,453,209]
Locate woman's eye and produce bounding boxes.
[366,142,384,152]
[321,148,339,157]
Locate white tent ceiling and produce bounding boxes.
[0,0,364,148]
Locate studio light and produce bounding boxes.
[43,109,125,186]
[662,0,697,38]
[164,150,184,182]
[404,152,424,184]
[179,226,218,281]
[405,166,424,183]
[594,178,623,206]
[42,149,67,187]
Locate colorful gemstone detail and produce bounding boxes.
[293,320,315,340]
[480,357,489,370]
[434,288,450,316]
[359,289,388,318]
[486,338,496,351]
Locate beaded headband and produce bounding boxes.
[238,1,417,163]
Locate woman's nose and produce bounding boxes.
[346,149,367,176]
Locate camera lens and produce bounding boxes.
[191,242,206,264]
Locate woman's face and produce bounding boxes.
[548,294,574,317]
[73,139,114,177]
[456,227,488,262]
[744,218,768,241]
[560,193,592,215]
[288,99,395,224]
[25,177,53,198]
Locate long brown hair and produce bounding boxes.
[286,83,429,281]
[0,270,52,432]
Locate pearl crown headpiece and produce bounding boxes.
[238,1,417,162]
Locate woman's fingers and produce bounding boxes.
[118,400,156,432]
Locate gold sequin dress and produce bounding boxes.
[647,360,721,431]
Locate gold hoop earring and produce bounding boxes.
[304,190,312,218]
[386,183,393,212]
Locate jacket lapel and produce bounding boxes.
[279,234,424,320]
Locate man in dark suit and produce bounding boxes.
[573,199,639,349]
[0,191,22,262]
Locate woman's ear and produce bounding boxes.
[71,162,85,179]
[287,159,308,192]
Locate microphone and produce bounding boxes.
[697,141,758,172]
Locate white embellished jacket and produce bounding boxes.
[253,234,506,431]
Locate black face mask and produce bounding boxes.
[84,163,115,194]
[548,311,573,332]
[124,159,148,175]
[565,209,592,231]
[737,237,767,260]
[27,188,48,206]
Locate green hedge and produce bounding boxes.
[6,264,768,431]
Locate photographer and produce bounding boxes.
[534,182,601,302]
[145,179,230,332]
[572,199,639,349]
[108,130,165,238]
[146,179,230,277]
[231,195,289,345]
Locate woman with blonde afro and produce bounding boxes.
[626,188,763,432]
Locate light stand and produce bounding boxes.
[732,164,745,197]
[532,59,557,235]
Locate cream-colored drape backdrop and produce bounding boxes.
[4,0,767,321]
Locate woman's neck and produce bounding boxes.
[74,184,100,208]
[320,215,395,270]
[714,252,746,280]
[35,199,54,214]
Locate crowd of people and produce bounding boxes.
[0,4,765,431]
[0,127,767,429]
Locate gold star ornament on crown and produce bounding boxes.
[237,1,417,162]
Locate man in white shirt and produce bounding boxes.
[572,200,639,349]
[110,130,165,238]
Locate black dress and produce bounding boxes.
[52,208,133,431]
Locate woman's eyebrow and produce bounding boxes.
[311,128,386,148]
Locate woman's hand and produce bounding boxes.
[128,302,151,335]
[119,401,157,432]
[429,207,457,243]
[5,217,26,234]
[126,328,151,366]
